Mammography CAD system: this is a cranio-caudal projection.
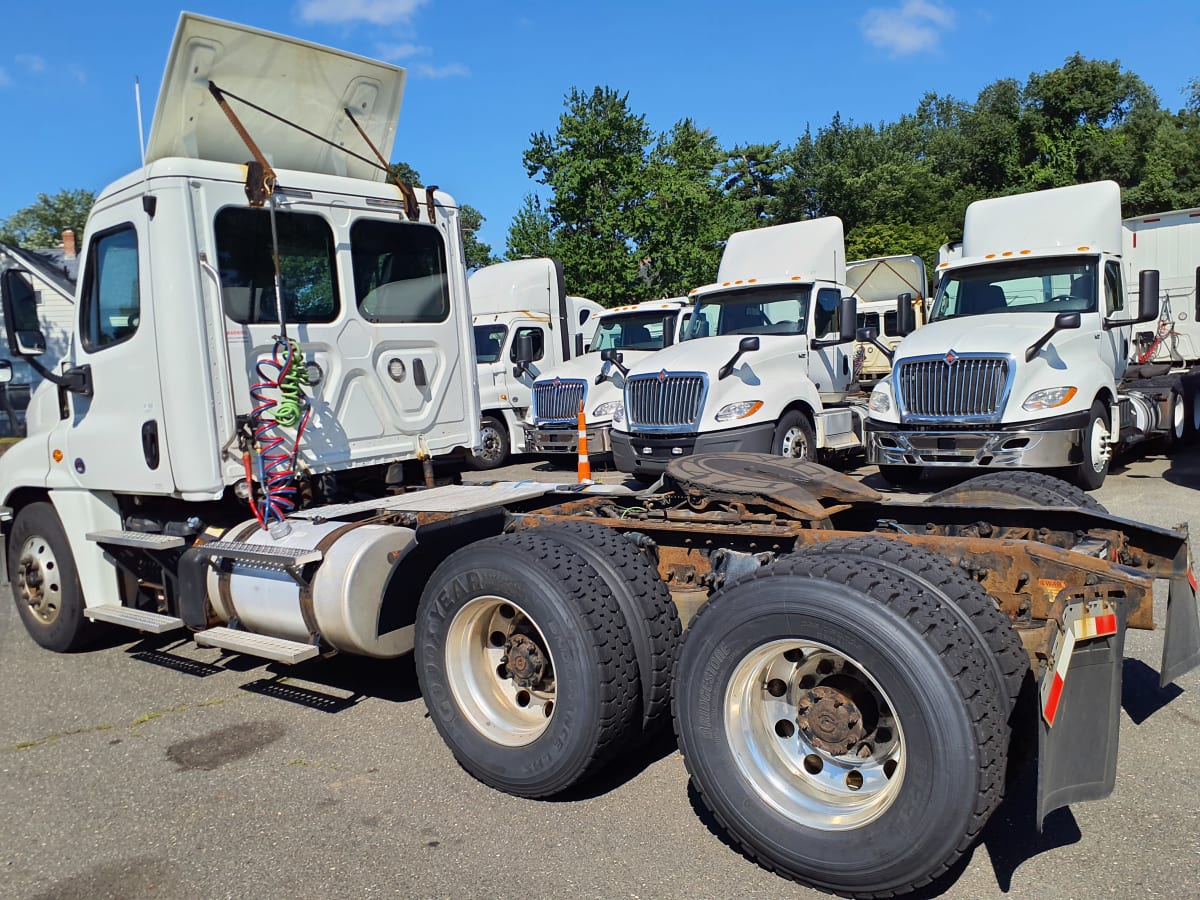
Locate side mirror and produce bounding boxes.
[895,292,917,336]
[718,336,760,380]
[600,347,628,376]
[856,326,878,343]
[838,296,857,343]
[574,333,584,357]
[1135,270,1160,324]
[513,332,535,364]
[1025,311,1082,362]
[663,315,676,347]
[1,269,48,357]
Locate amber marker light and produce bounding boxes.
[985,253,997,259]
[1020,249,1032,255]
[52,449,63,463]
[1077,246,1090,251]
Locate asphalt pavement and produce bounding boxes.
[2,448,1199,899]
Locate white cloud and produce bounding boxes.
[861,0,955,57]
[0,67,11,88]
[411,62,469,79]
[298,0,427,25]
[16,54,46,73]
[377,42,431,61]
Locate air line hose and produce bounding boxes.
[246,337,311,530]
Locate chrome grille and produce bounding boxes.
[532,379,587,423]
[896,356,1010,420]
[626,373,707,428]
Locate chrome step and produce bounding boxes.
[87,530,186,550]
[84,604,184,633]
[823,433,863,451]
[193,627,319,664]
[195,540,322,569]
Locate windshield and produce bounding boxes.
[686,285,811,339]
[473,323,507,363]
[590,310,680,352]
[931,257,1099,321]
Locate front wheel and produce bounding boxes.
[772,410,816,461]
[9,502,93,652]
[1162,385,1186,452]
[466,414,510,471]
[674,556,1006,896]
[1072,400,1111,490]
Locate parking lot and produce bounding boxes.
[2,449,1199,899]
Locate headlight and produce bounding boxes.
[869,389,891,413]
[715,400,764,422]
[1022,386,1077,411]
[592,401,621,419]
[612,403,625,425]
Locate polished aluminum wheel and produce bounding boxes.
[16,534,63,626]
[445,595,556,747]
[725,639,905,830]
[1088,414,1111,473]
[779,425,810,459]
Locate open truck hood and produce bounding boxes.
[147,13,405,181]
[846,255,927,303]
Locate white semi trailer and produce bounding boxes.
[2,18,1198,900]
[866,181,1200,489]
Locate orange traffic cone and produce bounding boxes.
[577,401,593,484]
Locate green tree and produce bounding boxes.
[0,189,95,248]
[845,221,949,281]
[387,162,498,270]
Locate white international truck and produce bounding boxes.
[523,297,690,456]
[609,218,876,481]
[3,18,1199,900]
[845,254,928,385]
[866,181,1200,490]
[469,259,601,469]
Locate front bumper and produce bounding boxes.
[612,421,775,476]
[866,419,1086,469]
[523,423,614,455]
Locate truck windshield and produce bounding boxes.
[931,257,1099,321]
[590,310,678,352]
[474,324,507,363]
[686,285,811,339]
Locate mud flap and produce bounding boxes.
[1036,589,1129,826]
[1160,567,1200,688]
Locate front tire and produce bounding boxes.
[674,556,1006,897]
[1073,400,1111,490]
[877,464,923,488]
[466,414,510,471]
[415,532,639,797]
[772,410,816,462]
[9,502,93,652]
[1162,385,1186,452]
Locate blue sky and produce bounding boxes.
[1,1,1197,254]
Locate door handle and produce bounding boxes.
[141,420,160,470]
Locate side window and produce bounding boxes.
[1104,261,1124,316]
[351,219,450,323]
[510,326,545,362]
[215,208,339,324]
[80,224,140,351]
[814,288,842,337]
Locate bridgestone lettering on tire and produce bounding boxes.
[415,532,639,797]
[9,502,94,653]
[673,555,1007,897]
[530,523,681,733]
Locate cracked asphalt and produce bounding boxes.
[2,447,1198,899]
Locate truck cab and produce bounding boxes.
[524,297,690,455]
[867,181,1166,489]
[846,254,927,385]
[610,218,862,481]
[468,259,601,469]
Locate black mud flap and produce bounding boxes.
[1160,568,1200,688]
[1036,589,1130,826]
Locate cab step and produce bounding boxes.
[194,540,322,570]
[87,530,187,550]
[193,626,319,664]
[84,604,184,633]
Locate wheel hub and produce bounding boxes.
[503,633,547,689]
[797,685,866,755]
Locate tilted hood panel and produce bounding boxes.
[147,13,405,181]
[468,259,563,318]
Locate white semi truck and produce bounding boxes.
[609,219,876,481]
[3,18,1199,900]
[523,297,690,456]
[866,181,1200,489]
[469,259,601,469]
[845,254,928,385]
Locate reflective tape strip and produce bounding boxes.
[1040,596,1119,726]
[1041,625,1075,726]
[1189,567,1197,592]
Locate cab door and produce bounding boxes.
[60,208,174,494]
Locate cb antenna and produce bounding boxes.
[135,77,147,166]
